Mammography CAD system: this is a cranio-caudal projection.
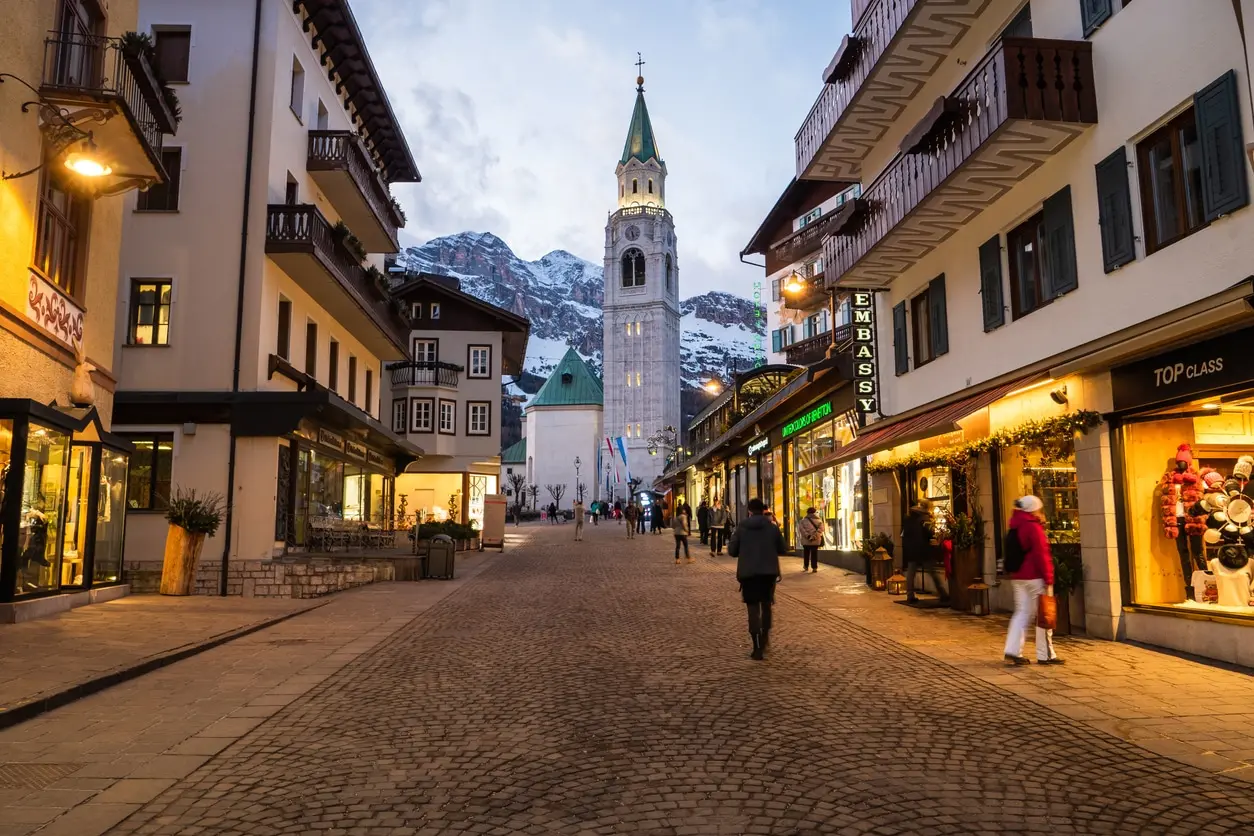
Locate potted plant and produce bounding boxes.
[468,519,481,551]
[944,511,986,611]
[1051,539,1083,635]
[160,488,224,595]
[332,220,367,263]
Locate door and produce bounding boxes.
[60,443,92,587]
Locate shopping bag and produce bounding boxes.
[1038,593,1058,631]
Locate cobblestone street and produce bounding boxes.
[4,522,1254,835]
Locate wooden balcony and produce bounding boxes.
[785,325,853,366]
[780,272,828,312]
[824,38,1097,289]
[307,131,404,253]
[265,204,411,359]
[795,0,993,181]
[39,32,178,194]
[388,361,462,389]
[771,206,847,265]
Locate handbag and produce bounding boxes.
[1037,593,1058,631]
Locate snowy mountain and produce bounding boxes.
[393,232,766,447]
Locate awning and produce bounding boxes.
[797,373,1044,476]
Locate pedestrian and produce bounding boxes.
[673,503,693,564]
[573,499,585,541]
[624,502,638,539]
[1004,495,1062,666]
[902,498,948,605]
[614,500,622,523]
[548,502,557,525]
[650,501,664,534]
[636,502,646,534]
[729,497,785,660]
[708,500,729,555]
[798,507,825,573]
[697,500,710,545]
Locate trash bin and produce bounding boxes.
[426,534,456,579]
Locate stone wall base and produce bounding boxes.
[124,557,398,599]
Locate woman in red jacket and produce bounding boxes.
[1003,495,1063,666]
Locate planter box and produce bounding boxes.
[949,547,981,612]
[160,524,208,596]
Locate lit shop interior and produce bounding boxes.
[395,472,498,529]
[1118,392,1254,616]
[0,403,131,603]
[788,406,864,551]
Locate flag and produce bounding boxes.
[616,436,632,484]
[605,437,620,483]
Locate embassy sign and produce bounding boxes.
[851,291,878,416]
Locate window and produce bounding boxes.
[305,321,318,376]
[771,279,781,302]
[911,293,934,368]
[665,254,672,290]
[348,355,357,403]
[34,163,89,294]
[999,4,1032,38]
[412,398,433,432]
[648,178,654,194]
[900,275,949,371]
[468,401,490,435]
[393,399,407,433]
[328,340,339,391]
[430,303,441,319]
[1006,186,1078,318]
[1095,147,1136,272]
[412,303,423,320]
[152,27,191,83]
[289,56,304,121]
[137,147,183,211]
[284,173,298,206]
[797,206,822,229]
[439,399,456,434]
[635,372,641,386]
[636,423,642,438]
[632,178,638,194]
[626,425,632,438]
[414,339,437,363]
[625,322,631,336]
[1137,110,1205,253]
[365,369,373,415]
[978,236,1006,331]
[316,100,329,130]
[277,297,292,360]
[621,248,645,287]
[469,346,491,378]
[772,329,782,353]
[635,322,641,335]
[626,372,631,387]
[124,433,173,511]
[128,280,171,345]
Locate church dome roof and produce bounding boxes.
[620,88,662,166]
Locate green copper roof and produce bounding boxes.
[620,89,662,166]
[529,349,604,408]
[501,437,526,463]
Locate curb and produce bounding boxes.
[0,600,328,731]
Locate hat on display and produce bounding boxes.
[1226,497,1252,525]
[1203,470,1226,490]
[1225,478,1244,497]
[1015,495,1043,514]
[1223,522,1240,537]
[1176,444,1194,464]
[1216,543,1250,571]
[1204,528,1224,546]
[1236,456,1254,481]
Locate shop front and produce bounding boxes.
[395,469,499,530]
[0,401,132,620]
[790,403,863,554]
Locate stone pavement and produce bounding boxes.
[0,595,320,724]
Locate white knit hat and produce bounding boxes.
[1016,495,1044,514]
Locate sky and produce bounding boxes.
[351,0,854,300]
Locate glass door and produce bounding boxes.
[16,423,71,596]
[93,450,128,583]
[60,443,92,587]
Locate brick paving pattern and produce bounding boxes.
[102,524,1254,835]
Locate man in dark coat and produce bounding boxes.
[696,500,711,545]
[650,501,664,534]
[901,499,948,605]
[729,498,785,660]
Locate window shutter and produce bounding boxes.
[772,279,780,302]
[772,329,782,353]
[1195,70,1250,222]
[1042,186,1079,298]
[1080,0,1112,37]
[978,236,1005,331]
[928,274,949,358]
[1094,147,1136,272]
[892,301,908,375]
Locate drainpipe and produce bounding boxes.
[220,0,264,596]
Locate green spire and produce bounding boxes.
[619,87,662,166]
[529,348,604,408]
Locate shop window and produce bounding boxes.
[1006,186,1078,318]
[93,449,129,584]
[15,423,70,596]
[328,340,339,391]
[123,433,173,511]
[468,346,491,378]
[1000,444,1079,577]
[153,27,191,83]
[137,148,183,211]
[309,451,342,516]
[128,280,171,345]
[412,398,433,433]
[468,401,490,435]
[621,248,646,287]
[439,399,456,434]
[393,399,407,433]
[34,160,90,296]
[277,297,292,360]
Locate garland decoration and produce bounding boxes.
[865,410,1103,474]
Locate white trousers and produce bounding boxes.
[1004,578,1057,661]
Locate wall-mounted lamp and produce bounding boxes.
[784,272,805,295]
[1050,385,1069,405]
[63,136,112,178]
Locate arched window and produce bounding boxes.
[621,248,645,288]
[648,178,654,194]
[619,183,624,198]
[665,254,672,290]
[632,178,638,194]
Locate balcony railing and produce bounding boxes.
[780,271,828,312]
[265,204,411,350]
[785,324,852,366]
[308,131,403,245]
[388,361,462,388]
[773,210,847,264]
[823,38,1097,288]
[40,33,177,158]
[611,205,671,224]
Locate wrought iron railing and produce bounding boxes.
[307,130,404,238]
[822,38,1096,286]
[388,361,462,387]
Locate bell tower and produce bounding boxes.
[602,59,682,492]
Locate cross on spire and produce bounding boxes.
[635,52,645,91]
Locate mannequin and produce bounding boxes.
[1209,544,1254,608]
[1160,444,1206,596]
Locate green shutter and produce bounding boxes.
[928,275,949,358]
[1195,70,1250,222]
[772,329,782,353]
[1080,0,1112,37]
[892,301,908,375]
[978,236,1005,331]
[1095,147,1136,272]
[1042,186,1079,298]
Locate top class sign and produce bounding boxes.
[852,291,878,416]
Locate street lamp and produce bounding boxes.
[574,456,581,482]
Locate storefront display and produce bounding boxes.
[791,409,860,551]
[1000,444,1080,570]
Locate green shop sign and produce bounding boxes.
[781,401,832,439]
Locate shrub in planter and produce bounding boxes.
[160,488,224,595]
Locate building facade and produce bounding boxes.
[113,0,422,583]
[521,349,605,511]
[602,74,681,491]
[0,0,180,618]
[389,274,529,530]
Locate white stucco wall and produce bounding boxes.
[525,405,605,507]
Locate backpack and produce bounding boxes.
[1003,527,1027,574]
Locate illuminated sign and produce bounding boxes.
[747,437,769,456]
[852,291,878,416]
[782,401,833,439]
